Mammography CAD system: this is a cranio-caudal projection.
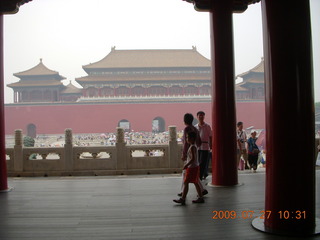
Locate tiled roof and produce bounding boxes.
[236,77,264,89]
[7,80,64,88]
[13,59,66,80]
[83,47,211,70]
[237,57,264,78]
[60,82,82,94]
[76,73,211,83]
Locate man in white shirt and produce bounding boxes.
[237,121,249,170]
[195,111,212,180]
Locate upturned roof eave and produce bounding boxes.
[13,73,66,81]
[236,57,264,78]
[13,59,65,79]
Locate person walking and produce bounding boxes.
[237,121,249,170]
[177,113,208,197]
[247,130,260,172]
[173,131,204,205]
[195,111,212,180]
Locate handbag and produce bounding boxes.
[252,140,260,155]
[238,157,245,170]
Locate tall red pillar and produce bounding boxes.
[210,0,238,186]
[252,0,317,236]
[0,14,8,191]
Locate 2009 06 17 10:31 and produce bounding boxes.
[212,210,307,220]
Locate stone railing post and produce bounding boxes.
[13,129,23,172]
[116,127,126,170]
[64,128,73,172]
[168,126,180,169]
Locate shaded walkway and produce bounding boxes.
[0,170,319,240]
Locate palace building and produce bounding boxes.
[5,47,265,135]
[7,59,67,103]
[7,47,264,103]
[76,46,211,101]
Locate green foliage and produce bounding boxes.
[23,136,35,147]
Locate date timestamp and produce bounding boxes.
[212,210,306,220]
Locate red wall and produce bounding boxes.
[4,101,265,135]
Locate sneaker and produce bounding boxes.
[192,197,205,203]
[202,190,208,196]
[173,198,185,205]
[177,192,182,197]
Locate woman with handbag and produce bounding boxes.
[247,130,260,172]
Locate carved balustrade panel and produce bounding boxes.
[23,147,63,160]
[78,151,111,159]
[130,149,165,157]
[127,145,169,169]
[73,146,117,171]
[22,147,64,172]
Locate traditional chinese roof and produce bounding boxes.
[13,59,66,80]
[60,82,82,95]
[236,57,264,78]
[76,73,211,84]
[236,77,264,90]
[235,58,264,90]
[8,59,66,89]
[82,47,211,71]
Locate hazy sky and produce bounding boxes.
[3,0,320,103]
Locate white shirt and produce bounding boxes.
[187,144,199,168]
[195,122,212,151]
[237,130,247,150]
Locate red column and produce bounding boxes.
[0,14,8,191]
[210,0,238,186]
[253,0,316,236]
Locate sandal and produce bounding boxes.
[173,198,186,205]
[192,197,204,203]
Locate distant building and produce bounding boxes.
[7,47,265,103]
[76,46,211,101]
[7,59,65,103]
[5,48,266,135]
[235,58,265,100]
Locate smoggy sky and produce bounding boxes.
[3,0,320,103]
